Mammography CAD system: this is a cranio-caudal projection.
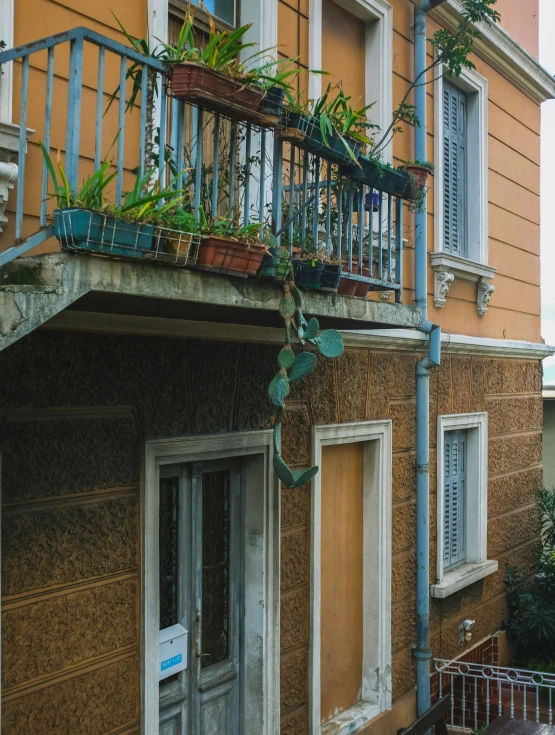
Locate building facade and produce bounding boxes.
[0,0,552,734]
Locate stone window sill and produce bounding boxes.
[430,252,497,314]
[321,701,381,735]
[431,560,498,599]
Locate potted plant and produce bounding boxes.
[196,207,268,277]
[341,156,410,198]
[257,232,292,282]
[293,245,327,290]
[41,144,185,258]
[400,160,434,212]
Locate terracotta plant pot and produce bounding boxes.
[339,261,370,297]
[168,63,265,124]
[401,164,433,199]
[198,236,267,276]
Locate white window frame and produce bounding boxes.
[431,64,497,312]
[432,413,498,600]
[142,430,280,735]
[310,421,392,735]
[0,0,14,123]
[309,0,393,162]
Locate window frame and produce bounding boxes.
[310,420,392,734]
[433,64,489,267]
[433,412,498,600]
[308,0,393,162]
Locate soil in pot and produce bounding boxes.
[169,63,265,124]
[198,236,267,277]
[293,259,324,289]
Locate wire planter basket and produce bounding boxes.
[53,208,201,267]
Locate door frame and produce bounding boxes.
[309,420,392,734]
[142,430,280,735]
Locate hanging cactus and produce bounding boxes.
[269,270,344,489]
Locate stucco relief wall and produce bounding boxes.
[0,331,543,734]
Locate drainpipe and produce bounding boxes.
[413,0,446,718]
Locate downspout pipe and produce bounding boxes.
[414,0,446,718]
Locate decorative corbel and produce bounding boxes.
[434,268,455,308]
[0,160,18,233]
[0,122,34,233]
[477,277,495,316]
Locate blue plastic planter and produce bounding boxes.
[54,208,154,258]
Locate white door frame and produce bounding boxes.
[142,430,280,735]
[310,420,392,734]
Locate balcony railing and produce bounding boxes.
[0,27,407,301]
[435,658,555,730]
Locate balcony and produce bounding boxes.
[0,27,421,348]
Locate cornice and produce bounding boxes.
[430,0,555,103]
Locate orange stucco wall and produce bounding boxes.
[495,0,539,58]
[312,0,542,342]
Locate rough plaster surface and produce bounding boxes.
[0,332,543,733]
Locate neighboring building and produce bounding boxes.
[0,1,553,734]
[543,385,555,491]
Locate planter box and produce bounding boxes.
[304,118,361,165]
[340,156,410,197]
[278,110,309,144]
[198,235,267,277]
[168,62,266,124]
[53,208,154,258]
[293,259,324,289]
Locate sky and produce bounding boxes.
[540,0,555,381]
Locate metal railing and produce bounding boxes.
[0,27,406,301]
[435,659,555,730]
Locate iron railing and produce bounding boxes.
[435,658,555,730]
[0,27,406,300]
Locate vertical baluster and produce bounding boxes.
[243,122,252,226]
[510,684,515,719]
[15,56,29,241]
[212,114,220,221]
[387,193,393,282]
[462,674,466,731]
[395,197,403,303]
[259,130,266,222]
[139,64,148,178]
[486,679,490,724]
[312,156,320,249]
[337,177,343,264]
[498,680,502,718]
[523,684,527,721]
[157,80,167,196]
[377,192,383,280]
[116,54,127,204]
[358,183,364,272]
[549,688,553,725]
[94,46,105,171]
[439,670,443,699]
[347,185,354,272]
[288,145,295,250]
[450,675,455,726]
[194,107,204,218]
[271,134,283,246]
[175,101,185,191]
[65,36,84,191]
[369,187,374,278]
[301,150,309,242]
[474,677,478,730]
[229,122,236,211]
[40,47,54,227]
[325,161,332,255]
[536,685,540,723]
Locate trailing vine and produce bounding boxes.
[269,269,344,489]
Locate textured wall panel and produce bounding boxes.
[486,359,542,395]
[280,647,309,712]
[3,496,139,596]
[488,432,542,475]
[280,587,310,652]
[281,483,310,529]
[281,529,310,590]
[336,350,369,423]
[486,395,543,435]
[3,578,138,688]
[2,654,140,734]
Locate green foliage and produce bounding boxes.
[270,283,344,489]
[504,488,555,664]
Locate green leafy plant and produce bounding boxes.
[270,274,344,489]
[402,160,434,171]
[198,205,265,243]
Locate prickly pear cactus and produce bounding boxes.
[270,271,344,489]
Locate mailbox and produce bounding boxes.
[159,624,188,681]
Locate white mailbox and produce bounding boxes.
[159,624,188,681]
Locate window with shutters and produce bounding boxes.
[433,413,497,599]
[443,429,467,571]
[443,81,468,257]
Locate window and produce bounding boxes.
[443,81,467,258]
[311,421,392,733]
[191,0,235,26]
[433,413,497,599]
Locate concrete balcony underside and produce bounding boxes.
[0,253,422,351]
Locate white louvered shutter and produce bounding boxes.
[443,82,467,257]
[443,430,466,570]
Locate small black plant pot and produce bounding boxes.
[293,259,324,289]
[321,263,341,292]
[261,86,286,118]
